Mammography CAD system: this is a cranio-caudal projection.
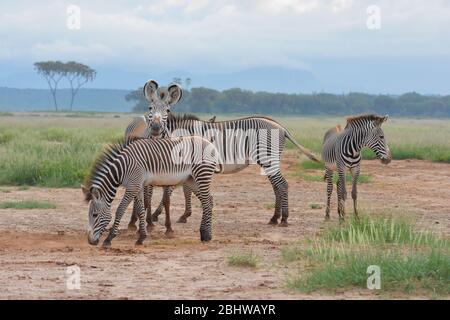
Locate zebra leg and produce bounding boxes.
[199,193,213,242]
[163,188,174,236]
[278,174,289,227]
[103,189,135,248]
[336,169,347,223]
[177,183,193,223]
[151,187,165,222]
[350,166,360,220]
[189,177,213,241]
[152,186,174,222]
[134,193,147,245]
[267,172,287,226]
[325,168,334,220]
[144,185,155,230]
[127,200,139,231]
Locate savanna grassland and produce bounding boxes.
[1,112,449,188]
[0,112,449,299]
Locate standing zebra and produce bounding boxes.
[124,80,183,234]
[82,136,220,247]
[321,114,391,221]
[127,80,320,228]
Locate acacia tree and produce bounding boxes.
[34,61,66,111]
[64,61,96,110]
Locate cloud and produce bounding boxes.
[0,0,449,72]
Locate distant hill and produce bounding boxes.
[0,87,133,112]
[0,66,318,94]
[155,67,319,93]
[3,57,450,95]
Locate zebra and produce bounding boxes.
[321,114,392,221]
[81,136,220,247]
[127,81,320,228]
[124,80,183,234]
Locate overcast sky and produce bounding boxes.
[1,1,450,93]
[0,0,449,71]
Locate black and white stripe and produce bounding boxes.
[321,114,391,221]
[82,136,219,247]
[127,112,320,228]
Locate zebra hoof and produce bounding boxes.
[268,219,278,225]
[278,221,289,227]
[200,229,212,242]
[177,216,187,223]
[165,230,175,238]
[135,239,144,246]
[127,223,137,231]
[151,214,159,222]
[102,240,111,248]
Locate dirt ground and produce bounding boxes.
[0,154,449,299]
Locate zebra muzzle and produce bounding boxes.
[88,233,99,245]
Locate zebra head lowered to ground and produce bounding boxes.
[82,184,112,245]
[82,137,219,247]
[143,80,183,138]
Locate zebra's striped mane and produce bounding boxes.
[83,137,141,201]
[167,113,200,122]
[345,114,386,128]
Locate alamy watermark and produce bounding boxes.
[67,5,81,30]
[66,265,81,290]
[366,5,381,30]
[367,265,381,290]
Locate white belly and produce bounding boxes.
[144,171,191,186]
[221,163,249,174]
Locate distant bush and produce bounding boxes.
[128,88,450,117]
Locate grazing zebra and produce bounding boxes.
[124,80,183,234]
[127,81,320,228]
[81,136,220,247]
[321,114,392,221]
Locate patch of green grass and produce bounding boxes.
[17,186,30,191]
[0,112,14,117]
[300,160,325,170]
[309,203,323,210]
[227,252,259,268]
[281,245,304,263]
[288,248,450,294]
[0,131,14,144]
[291,161,371,184]
[324,215,444,246]
[284,214,450,296]
[0,115,125,187]
[0,200,56,209]
[0,188,11,193]
[264,203,275,210]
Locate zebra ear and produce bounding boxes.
[167,84,183,106]
[81,184,92,202]
[383,115,389,123]
[143,80,159,102]
[91,187,101,201]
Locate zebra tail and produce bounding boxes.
[284,131,321,163]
